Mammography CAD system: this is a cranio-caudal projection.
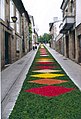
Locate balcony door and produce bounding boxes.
[66,35,69,58]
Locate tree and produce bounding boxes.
[38,33,52,43]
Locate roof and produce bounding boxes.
[12,0,25,14]
[29,15,35,26]
[25,11,31,24]
[12,0,31,24]
[34,29,38,36]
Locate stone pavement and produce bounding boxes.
[1,49,37,119]
[45,44,81,91]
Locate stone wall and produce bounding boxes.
[75,23,81,63]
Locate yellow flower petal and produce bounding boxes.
[36,58,54,62]
[31,73,65,78]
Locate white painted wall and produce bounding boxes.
[76,0,81,26]
[10,0,14,29]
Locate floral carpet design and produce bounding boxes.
[35,65,57,69]
[36,62,54,65]
[32,69,61,73]
[40,55,49,56]
[28,79,68,85]
[25,86,74,97]
[9,44,81,119]
[31,73,65,78]
[25,44,75,97]
[36,58,54,62]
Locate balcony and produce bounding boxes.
[60,16,75,34]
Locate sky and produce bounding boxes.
[22,0,63,36]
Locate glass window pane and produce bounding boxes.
[16,8,20,33]
[0,0,5,20]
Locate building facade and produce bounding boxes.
[0,0,31,69]
[55,34,64,55]
[49,18,62,49]
[49,23,55,48]
[75,0,81,63]
[29,15,38,49]
[29,15,35,45]
[21,11,31,55]
[60,0,77,61]
[59,0,81,64]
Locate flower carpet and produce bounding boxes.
[31,73,65,78]
[25,86,74,97]
[9,44,81,119]
[33,69,61,73]
[28,79,68,85]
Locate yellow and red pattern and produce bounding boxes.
[25,44,75,97]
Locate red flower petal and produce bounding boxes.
[25,86,74,97]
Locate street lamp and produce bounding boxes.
[7,16,17,27]
[11,16,17,23]
[7,16,18,39]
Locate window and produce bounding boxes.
[10,0,14,28]
[64,5,68,17]
[70,0,74,15]
[16,8,20,33]
[16,38,20,51]
[80,36,81,48]
[0,0,5,20]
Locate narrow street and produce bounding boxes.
[1,46,81,119]
[1,50,37,119]
[1,0,81,118]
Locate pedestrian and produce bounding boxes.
[35,44,37,49]
[33,45,35,50]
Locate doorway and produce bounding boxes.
[5,32,10,65]
[73,30,76,59]
[79,35,81,63]
[66,35,69,58]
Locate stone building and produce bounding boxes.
[29,15,38,49]
[21,11,31,55]
[60,0,76,60]
[29,16,35,42]
[29,15,35,50]
[59,0,81,64]
[33,29,38,44]
[55,34,64,55]
[49,23,55,48]
[75,0,81,63]
[49,18,62,49]
[0,0,31,69]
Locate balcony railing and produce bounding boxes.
[61,0,69,10]
[60,16,75,34]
